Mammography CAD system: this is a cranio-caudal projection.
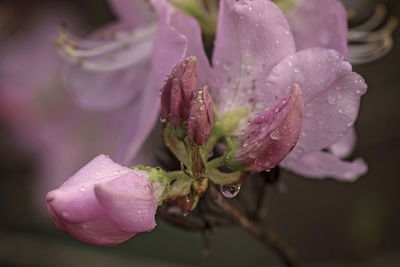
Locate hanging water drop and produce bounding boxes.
[269,129,283,140]
[221,185,241,198]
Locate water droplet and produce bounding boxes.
[137,209,142,214]
[95,171,101,175]
[160,116,166,123]
[293,66,300,73]
[338,108,344,114]
[305,110,314,118]
[113,170,120,175]
[62,210,70,218]
[328,95,336,105]
[79,187,86,192]
[295,147,304,154]
[221,185,241,198]
[269,129,283,140]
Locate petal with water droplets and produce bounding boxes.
[95,171,158,233]
[236,84,304,172]
[329,127,357,158]
[287,0,348,57]
[211,0,295,118]
[109,0,156,27]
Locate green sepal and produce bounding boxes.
[163,124,189,166]
[167,171,193,198]
[133,165,171,204]
[272,0,295,12]
[206,168,244,186]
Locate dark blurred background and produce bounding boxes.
[0,0,399,266]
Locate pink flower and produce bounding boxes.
[46,155,164,246]
[206,0,367,180]
[147,0,366,180]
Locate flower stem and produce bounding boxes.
[207,184,299,267]
[206,156,225,169]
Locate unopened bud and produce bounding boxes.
[161,56,198,127]
[188,86,214,146]
[235,84,304,172]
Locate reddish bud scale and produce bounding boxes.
[188,86,214,146]
[161,56,198,127]
[236,84,304,172]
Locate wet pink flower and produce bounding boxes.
[205,0,367,180]
[46,155,164,246]
[152,0,366,180]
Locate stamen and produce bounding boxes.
[348,4,398,64]
[56,23,156,72]
[350,4,387,32]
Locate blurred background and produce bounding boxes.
[0,0,399,266]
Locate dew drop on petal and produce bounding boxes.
[221,185,241,198]
[62,210,70,219]
[269,129,283,140]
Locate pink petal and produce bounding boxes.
[260,48,367,159]
[108,0,156,27]
[47,155,131,223]
[0,5,83,89]
[113,79,162,164]
[116,1,189,164]
[287,0,348,57]
[281,151,367,182]
[46,155,157,246]
[329,127,357,158]
[212,0,295,115]
[95,171,158,233]
[236,84,303,172]
[169,11,212,88]
[64,22,153,110]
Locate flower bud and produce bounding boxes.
[161,56,198,127]
[46,155,165,247]
[235,84,304,172]
[188,86,214,145]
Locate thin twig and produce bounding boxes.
[207,184,299,267]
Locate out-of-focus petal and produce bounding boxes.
[108,0,156,27]
[95,171,158,233]
[169,11,212,87]
[116,0,189,164]
[281,151,367,181]
[287,0,348,57]
[0,5,83,90]
[260,48,367,159]
[236,84,303,172]
[63,22,155,110]
[212,0,295,116]
[329,127,357,158]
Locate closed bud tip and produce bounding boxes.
[161,56,198,127]
[188,86,214,146]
